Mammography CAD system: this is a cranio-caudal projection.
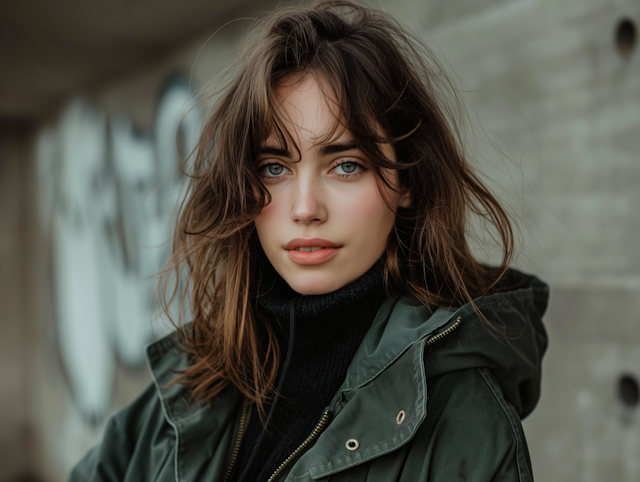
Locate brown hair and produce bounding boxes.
[162,0,515,416]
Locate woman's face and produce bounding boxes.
[254,75,410,295]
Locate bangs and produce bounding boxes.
[255,70,353,164]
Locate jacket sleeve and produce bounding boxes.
[68,415,133,482]
[68,382,173,482]
[408,367,533,482]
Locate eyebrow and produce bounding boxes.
[257,140,358,158]
[318,140,358,157]
[257,145,290,157]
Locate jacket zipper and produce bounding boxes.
[425,316,461,346]
[266,409,331,482]
[223,397,251,482]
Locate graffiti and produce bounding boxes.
[35,75,202,425]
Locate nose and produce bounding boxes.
[290,174,327,224]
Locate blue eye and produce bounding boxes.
[259,160,366,180]
[261,163,289,177]
[333,161,367,179]
[336,162,359,174]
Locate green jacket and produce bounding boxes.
[70,270,548,482]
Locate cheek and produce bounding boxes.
[254,197,284,251]
[333,185,395,243]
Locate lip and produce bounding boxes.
[287,246,341,265]
[285,237,342,266]
[285,237,342,250]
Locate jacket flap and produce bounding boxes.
[340,296,458,391]
[291,338,428,479]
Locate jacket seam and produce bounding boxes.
[475,284,547,305]
[477,367,532,482]
[302,411,418,471]
[309,432,408,467]
[148,356,182,482]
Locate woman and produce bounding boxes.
[70,1,549,481]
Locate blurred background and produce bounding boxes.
[1,0,639,480]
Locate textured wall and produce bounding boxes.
[0,127,29,480]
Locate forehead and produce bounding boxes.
[267,74,347,147]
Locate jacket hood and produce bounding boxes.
[338,267,549,419]
[425,270,548,418]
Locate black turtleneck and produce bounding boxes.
[230,257,387,482]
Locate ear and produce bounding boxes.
[398,189,411,208]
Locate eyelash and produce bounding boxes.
[258,159,368,180]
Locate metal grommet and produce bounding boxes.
[396,410,406,425]
[346,438,359,450]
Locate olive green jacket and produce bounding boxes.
[69,270,548,482]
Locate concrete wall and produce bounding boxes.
[0,125,30,480]
[3,0,639,480]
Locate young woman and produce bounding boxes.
[70,1,549,481]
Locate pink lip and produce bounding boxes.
[287,247,341,265]
[285,237,342,250]
[285,238,342,266]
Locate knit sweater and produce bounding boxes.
[230,257,387,482]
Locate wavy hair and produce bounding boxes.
[162,0,515,416]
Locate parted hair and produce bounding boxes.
[161,0,515,417]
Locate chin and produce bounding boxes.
[285,271,348,296]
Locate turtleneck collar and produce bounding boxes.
[255,256,387,347]
[257,256,385,315]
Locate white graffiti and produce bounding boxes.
[35,76,202,423]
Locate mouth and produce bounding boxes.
[284,237,342,250]
[285,238,342,265]
[287,247,340,265]
[285,238,342,266]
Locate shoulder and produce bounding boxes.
[415,367,533,481]
[69,381,174,481]
[69,329,189,481]
[422,268,549,418]
[424,367,525,449]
